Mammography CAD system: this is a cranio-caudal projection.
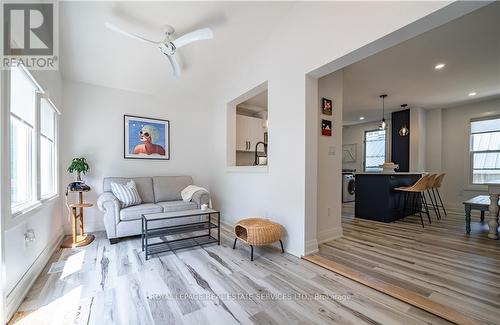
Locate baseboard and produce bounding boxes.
[220,220,234,234]
[304,238,319,255]
[317,227,343,244]
[6,232,64,321]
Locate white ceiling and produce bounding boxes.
[342,2,500,125]
[60,2,294,96]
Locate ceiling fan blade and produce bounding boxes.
[105,22,159,44]
[173,28,213,49]
[166,54,181,77]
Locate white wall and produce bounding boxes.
[208,1,450,257]
[428,98,500,210]
[316,71,343,244]
[61,81,213,232]
[425,108,443,172]
[342,120,392,172]
[410,107,427,171]
[2,70,64,317]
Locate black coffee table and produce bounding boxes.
[142,208,220,260]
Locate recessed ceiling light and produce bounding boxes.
[469,92,477,96]
[434,63,446,70]
[359,117,365,120]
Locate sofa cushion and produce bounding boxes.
[153,176,193,202]
[104,177,155,203]
[157,200,198,213]
[119,203,162,221]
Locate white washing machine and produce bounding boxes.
[342,174,355,202]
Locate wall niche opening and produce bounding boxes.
[227,82,268,168]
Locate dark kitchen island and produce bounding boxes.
[354,172,424,222]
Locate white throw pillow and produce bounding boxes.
[110,180,142,208]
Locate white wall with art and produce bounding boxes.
[317,70,343,244]
[61,81,214,232]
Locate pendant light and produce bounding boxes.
[398,104,409,137]
[379,94,387,130]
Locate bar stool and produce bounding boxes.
[395,175,431,228]
[424,174,441,220]
[432,173,447,217]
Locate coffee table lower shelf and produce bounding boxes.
[142,209,220,260]
[147,236,219,255]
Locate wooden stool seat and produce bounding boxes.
[232,217,284,261]
[394,175,430,193]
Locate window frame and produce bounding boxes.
[9,112,35,211]
[469,115,500,185]
[363,128,386,172]
[6,64,60,221]
[39,98,59,199]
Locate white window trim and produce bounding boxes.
[3,65,61,228]
[468,115,500,186]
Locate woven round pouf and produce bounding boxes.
[232,218,284,261]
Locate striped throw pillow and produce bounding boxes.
[110,180,142,208]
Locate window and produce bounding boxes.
[9,65,59,214]
[40,98,57,197]
[364,129,386,172]
[10,66,38,209]
[470,117,500,184]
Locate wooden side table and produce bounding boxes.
[463,195,490,234]
[61,190,95,248]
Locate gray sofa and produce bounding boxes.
[97,176,209,243]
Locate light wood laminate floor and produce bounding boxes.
[306,205,500,325]
[10,229,452,325]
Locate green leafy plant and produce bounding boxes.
[67,157,90,181]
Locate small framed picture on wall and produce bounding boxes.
[321,97,332,115]
[124,115,170,160]
[321,119,332,136]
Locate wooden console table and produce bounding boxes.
[61,190,95,248]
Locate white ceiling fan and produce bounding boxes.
[105,21,214,77]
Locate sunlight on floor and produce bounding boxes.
[12,286,89,325]
[60,250,85,280]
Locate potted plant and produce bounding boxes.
[67,157,90,182]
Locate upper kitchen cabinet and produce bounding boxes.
[234,88,268,166]
[236,115,265,152]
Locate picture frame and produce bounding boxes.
[321,119,332,136]
[342,144,357,163]
[321,97,332,115]
[124,115,170,160]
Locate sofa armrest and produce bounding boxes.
[97,192,120,211]
[97,192,121,238]
[191,190,210,207]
